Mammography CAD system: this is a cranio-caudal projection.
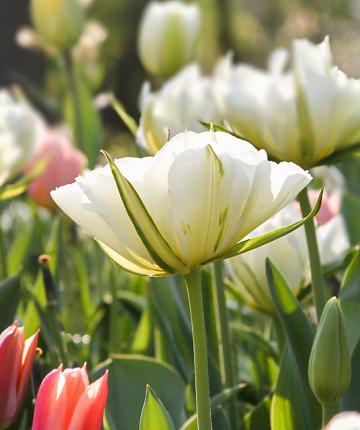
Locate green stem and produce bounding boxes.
[298,188,326,321]
[322,402,339,427]
[184,270,213,430]
[63,52,84,153]
[213,261,237,427]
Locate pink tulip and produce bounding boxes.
[0,322,40,429]
[26,131,87,210]
[308,189,341,224]
[32,364,108,430]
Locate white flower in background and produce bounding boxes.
[0,90,44,187]
[213,37,360,168]
[325,412,360,429]
[227,200,349,314]
[137,1,201,77]
[137,64,218,153]
[51,131,311,277]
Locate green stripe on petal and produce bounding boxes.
[211,189,323,261]
[102,150,188,275]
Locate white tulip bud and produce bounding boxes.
[138,1,201,78]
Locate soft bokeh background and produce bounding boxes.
[3,0,360,149]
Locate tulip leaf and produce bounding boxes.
[179,384,249,430]
[218,189,323,261]
[242,395,271,430]
[139,385,176,430]
[102,150,186,274]
[340,247,360,355]
[0,158,48,201]
[111,96,138,137]
[266,260,321,430]
[0,273,21,330]
[93,355,186,430]
[64,78,101,168]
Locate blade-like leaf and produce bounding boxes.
[111,96,138,137]
[340,247,360,355]
[0,158,48,201]
[217,189,323,261]
[0,273,21,330]
[266,260,321,430]
[93,355,186,429]
[139,385,176,430]
[179,384,249,430]
[102,150,186,274]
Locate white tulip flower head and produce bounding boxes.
[52,131,314,277]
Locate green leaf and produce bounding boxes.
[64,78,102,168]
[139,385,176,430]
[111,96,138,137]
[0,158,48,201]
[343,336,360,410]
[342,191,360,245]
[231,323,279,362]
[93,355,186,430]
[180,384,249,430]
[0,273,21,330]
[102,150,186,274]
[266,260,321,430]
[340,247,360,355]
[217,189,323,261]
[241,395,271,430]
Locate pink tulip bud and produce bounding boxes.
[32,364,108,430]
[26,131,87,210]
[308,189,341,224]
[0,322,40,428]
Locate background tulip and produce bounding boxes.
[51,131,311,277]
[213,37,360,168]
[137,1,201,77]
[137,64,218,153]
[32,364,108,430]
[30,0,85,51]
[25,131,87,210]
[0,322,39,429]
[325,412,360,429]
[227,203,349,314]
[0,90,44,187]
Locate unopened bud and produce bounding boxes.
[137,1,201,78]
[30,0,85,51]
[308,297,351,405]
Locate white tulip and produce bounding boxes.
[227,204,349,314]
[213,37,360,168]
[137,1,201,77]
[0,90,44,187]
[51,131,311,276]
[325,412,360,430]
[137,64,218,153]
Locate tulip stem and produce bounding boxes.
[213,261,237,427]
[63,52,85,154]
[184,269,213,430]
[298,188,326,321]
[322,402,339,427]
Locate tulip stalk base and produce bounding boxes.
[213,261,237,427]
[298,188,326,321]
[322,402,339,427]
[184,270,213,430]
